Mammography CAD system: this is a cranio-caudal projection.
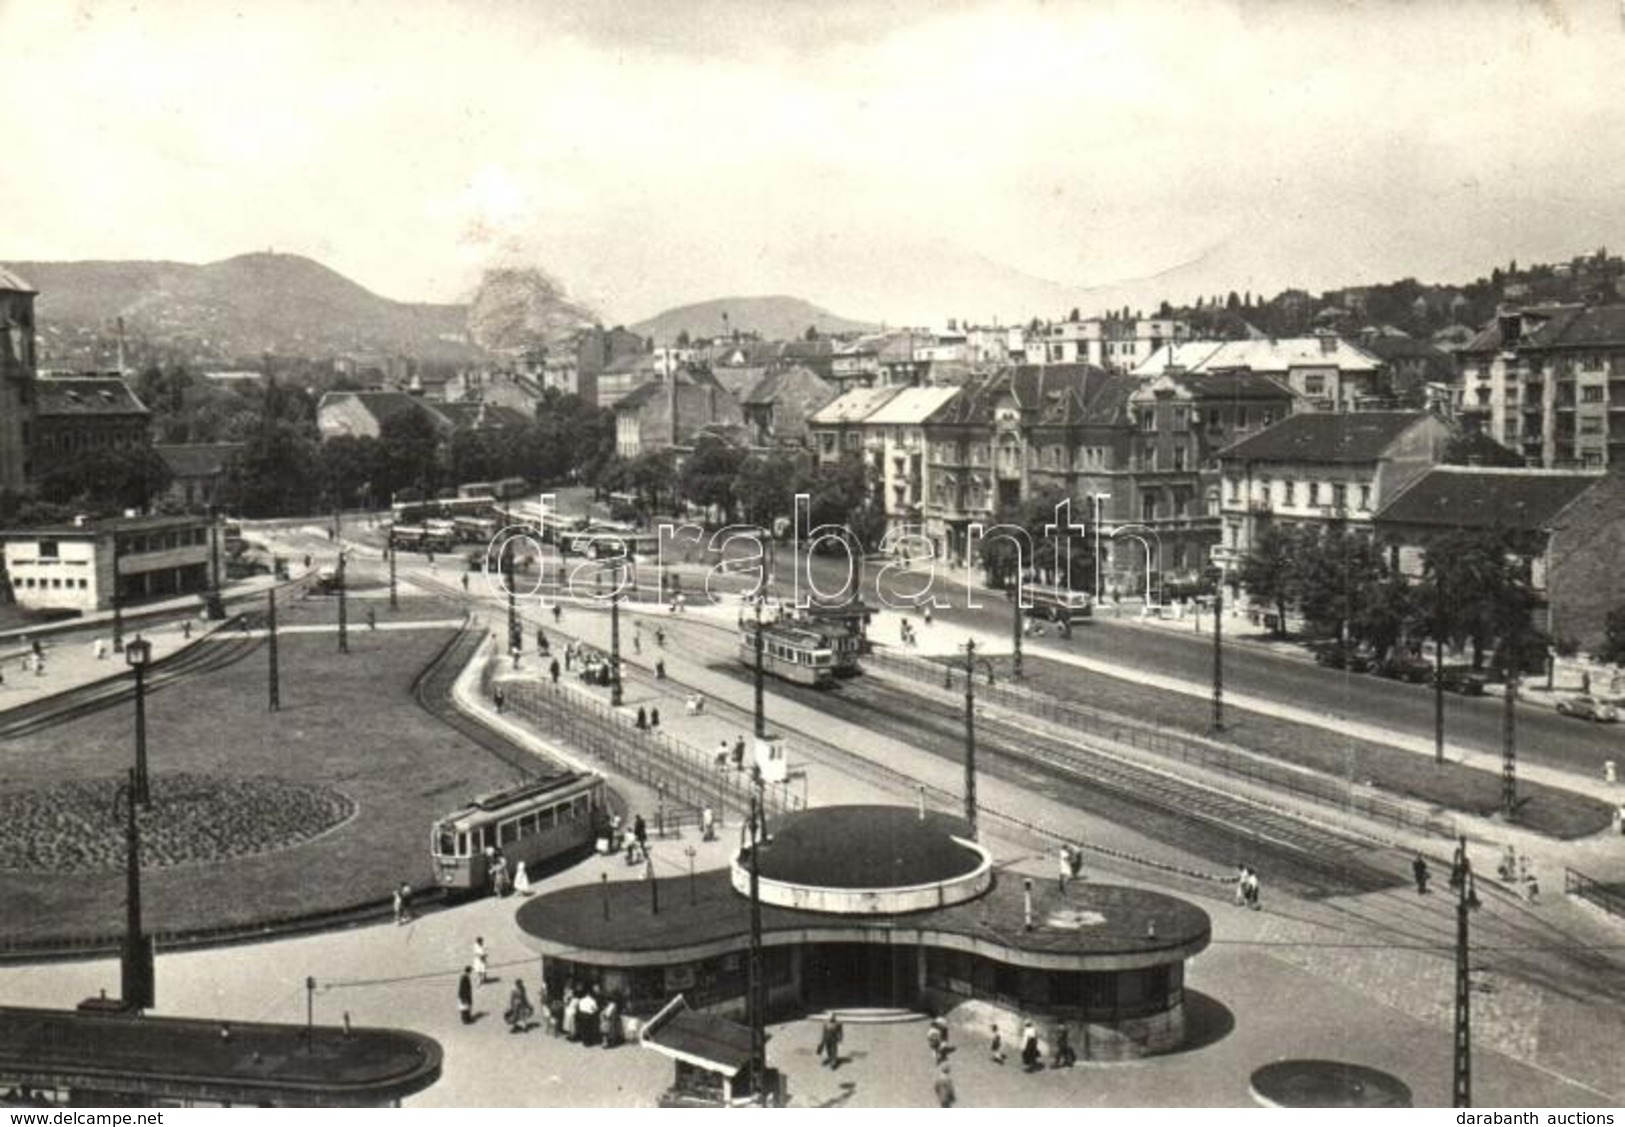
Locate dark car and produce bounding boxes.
[1313,642,1370,671]
[1556,695,1619,723]
[1438,666,1489,696]
[1374,655,1433,684]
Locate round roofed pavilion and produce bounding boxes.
[516,805,1211,1061]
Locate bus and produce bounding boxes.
[1024,584,1093,622]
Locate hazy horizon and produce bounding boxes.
[4,0,1623,327]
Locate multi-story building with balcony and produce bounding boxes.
[1455,304,1625,469]
[1027,317,1190,373]
[1126,370,1296,589]
[920,365,1135,569]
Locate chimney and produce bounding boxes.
[1498,313,1522,347]
[1318,330,1336,356]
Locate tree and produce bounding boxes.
[680,436,746,522]
[1237,524,1304,636]
[374,408,444,500]
[320,435,380,510]
[625,450,676,515]
[734,452,797,529]
[1597,604,1625,665]
[1418,527,1541,670]
[36,447,174,516]
[220,421,321,517]
[1293,527,1386,641]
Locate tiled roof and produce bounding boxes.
[1218,411,1444,464]
[1134,335,1381,377]
[1525,303,1625,349]
[35,376,148,416]
[739,365,832,406]
[1376,466,1601,531]
[927,364,1131,428]
[0,265,36,293]
[808,386,902,425]
[864,385,961,425]
[155,443,243,478]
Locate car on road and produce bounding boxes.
[1372,654,1433,683]
[1555,695,1620,723]
[1312,642,1374,673]
[1437,666,1489,696]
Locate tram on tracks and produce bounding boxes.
[431,772,607,893]
[1024,583,1093,622]
[738,619,839,687]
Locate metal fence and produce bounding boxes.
[1565,867,1625,919]
[502,676,802,830]
[868,649,1457,839]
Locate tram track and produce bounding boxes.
[0,616,266,740]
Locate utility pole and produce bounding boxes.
[120,768,154,1011]
[753,600,766,739]
[1452,841,1477,1107]
[507,540,520,663]
[112,533,125,654]
[1211,580,1225,733]
[267,589,280,712]
[126,637,152,809]
[610,560,623,708]
[1011,597,1023,680]
[336,552,349,654]
[963,639,978,838]
[1501,668,1518,817]
[1433,582,1446,765]
[746,774,767,1103]
[388,543,398,611]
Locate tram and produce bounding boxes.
[430,772,607,893]
[738,620,839,687]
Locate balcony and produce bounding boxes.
[1248,499,1273,515]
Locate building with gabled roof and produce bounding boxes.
[807,385,903,467]
[1135,333,1387,411]
[738,365,835,448]
[613,368,743,458]
[1374,465,1625,653]
[1217,410,1456,558]
[155,442,244,512]
[32,374,151,479]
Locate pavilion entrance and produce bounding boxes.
[802,943,919,1012]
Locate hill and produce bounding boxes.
[5,253,481,368]
[631,295,875,344]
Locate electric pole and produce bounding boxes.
[1011,597,1023,680]
[267,588,280,712]
[1501,669,1518,817]
[963,639,978,838]
[746,774,767,1103]
[753,600,766,739]
[610,560,623,708]
[120,768,154,1011]
[336,552,349,654]
[388,543,398,611]
[1452,841,1476,1107]
[1211,581,1224,732]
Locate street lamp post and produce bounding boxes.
[959,639,995,839]
[125,636,152,809]
[336,552,349,654]
[610,559,623,708]
[1011,597,1023,680]
[388,543,398,611]
[1451,838,1479,1107]
[753,599,766,740]
[1212,559,1227,733]
[746,772,768,1103]
[1502,668,1518,817]
[685,845,697,906]
[112,533,125,655]
[118,768,154,1012]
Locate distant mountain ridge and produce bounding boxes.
[6,253,481,367]
[631,295,875,343]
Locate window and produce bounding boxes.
[1308,482,1320,506]
[1283,481,1297,507]
[1332,483,1347,510]
[1171,445,1187,472]
[1138,408,1155,432]
[1358,485,1371,511]
[1172,407,1189,432]
[1304,374,1326,396]
[1583,386,1605,403]
[1142,493,1158,521]
[38,539,59,559]
[1581,417,1603,435]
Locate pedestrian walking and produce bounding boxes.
[702,806,715,842]
[1070,843,1084,879]
[650,706,661,729]
[927,1021,944,1063]
[392,885,405,925]
[1234,863,1248,907]
[1413,854,1430,895]
[366,608,377,631]
[636,706,648,731]
[564,647,574,672]
[398,882,413,923]
[473,937,489,985]
[634,815,648,850]
[562,988,579,1041]
[989,1024,1006,1065]
[1020,1020,1041,1072]
[655,627,665,648]
[1052,1023,1076,1068]
[633,633,642,655]
[1243,867,1261,910]
[552,603,562,624]
[505,980,534,1033]
[923,603,933,626]
[818,1013,843,1068]
[933,1063,956,1107]
[577,989,601,1046]
[514,861,532,896]
[181,620,192,640]
[94,638,107,661]
[732,736,746,771]
[494,686,506,713]
[602,999,622,1048]
[457,968,474,1025]
[536,627,547,653]
[461,573,469,592]
[655,659,666,680]
[1058,845,1072,891]
[548,658,559,684]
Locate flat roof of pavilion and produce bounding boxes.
[518,869,1209,970]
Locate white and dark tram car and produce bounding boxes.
[430,771,607,893]
[738,619,838,687]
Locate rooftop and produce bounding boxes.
[1135,336,1381,377]
[809,385,903,426]
[0,265,37,293]
[1218,411,1444,464]
[747,806,979,889]
[1377,465,1604,531]
[34,375,148,417]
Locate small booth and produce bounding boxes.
[640,995,780,1108]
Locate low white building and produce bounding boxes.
[2,514,216,614]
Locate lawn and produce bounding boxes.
[0,595,526,945]
[959,654,1616,840]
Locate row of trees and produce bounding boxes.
[1238,524,1546,672]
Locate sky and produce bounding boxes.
[5,0,1625,327]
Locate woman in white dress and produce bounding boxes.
[513,861,533,896]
